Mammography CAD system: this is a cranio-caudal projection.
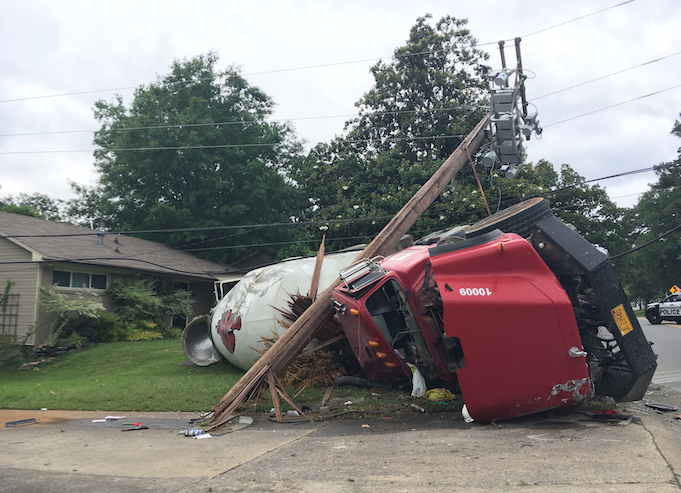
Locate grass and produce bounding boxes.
[0,340,246,412]
[0,339,466,417]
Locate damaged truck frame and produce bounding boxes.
[330,198,657,423]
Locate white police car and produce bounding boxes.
[646,292,681,324]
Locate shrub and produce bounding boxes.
[107,278,193,338]
[113,320,163,341]
[79,312,120,343]
[0,325,36,365]
[66,332,84,348]
[39,286,104,346]
[159,327,183,340]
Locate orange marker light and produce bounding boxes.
[368,340,380,348]
[350,308,359,316]
[375,352,388,359]
[384,362,397,368]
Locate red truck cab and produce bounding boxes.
[332,230,592,422]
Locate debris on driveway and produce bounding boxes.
[5,418,38,428]
[644,401,679,412]
[91,416,125,423]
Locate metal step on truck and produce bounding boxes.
[331,198,657,423]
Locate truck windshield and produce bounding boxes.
[365,279,417,345]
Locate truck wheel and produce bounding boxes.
[465,197,553,239]
[646,313,662,325]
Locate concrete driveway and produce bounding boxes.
[2,387,681,492]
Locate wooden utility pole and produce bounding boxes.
[208,115,490,428]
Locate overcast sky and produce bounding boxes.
[1,0,679,209]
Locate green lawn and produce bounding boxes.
[0,340,464,417]
[0,340,246,412]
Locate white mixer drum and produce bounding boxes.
[210,251,361,371]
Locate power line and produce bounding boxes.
[2,76,676,154]
[610,191,646,200]
[0,257,227,276]
[0,104,478,139]
[2,215,396,239]
[0,1,637,105]
[3,80,679,155]
[3,162,672,242]
[610,222,681,261]
[531,50,681,101]
[2,75,677,154]
[0,133,470,156]
[517,0,636,39]
[5,42,678,140]
[559,164,674,188]
[543,84,681,128]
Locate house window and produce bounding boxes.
[53,271,107,289]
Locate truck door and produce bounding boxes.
[429,231,591,423]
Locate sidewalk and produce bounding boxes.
[1,385,681,492]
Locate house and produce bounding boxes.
[0,211,233,345]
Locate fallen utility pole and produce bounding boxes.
[208,115,490,428]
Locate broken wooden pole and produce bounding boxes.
[209,115,490,424]
[308,234,325,301]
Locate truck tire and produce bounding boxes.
[465,197,553,239]
[646,312,662,325]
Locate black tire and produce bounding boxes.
[646,313,662,325]
[465,197,553,239]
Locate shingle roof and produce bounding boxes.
[0,212,231,280]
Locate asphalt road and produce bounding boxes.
[639,316,681,391]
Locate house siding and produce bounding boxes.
[0,237,41,343]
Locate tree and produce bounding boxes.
[295,15,495,248]
[39,286,104,346]
[107,278,193,327]
[538,162,630,255]
[624,116,681,302]
[0,192,65,220]
[69,53,307,263]
[294,15,609,250]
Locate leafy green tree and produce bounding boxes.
[295,15,616,251]
[0,193,65,220]
[39,286,104,346]
[102,277,193,340]
[624,116,681,302]
[538,162,630,255]
[295,15,495,248]
[107,278,193,326]
[68,53,307,263]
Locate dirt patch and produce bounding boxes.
[0,409,108,426]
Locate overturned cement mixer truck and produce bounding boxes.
[183,198,657,423]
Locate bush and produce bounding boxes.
[159,327,183,340]
[66,332,84,348]
[0,325,36,365]
[79,312,120,343]
[68,313,182,343]
[107,278,193,338]
[38,279,194,344]
[40,286,104,345]
[114,321,163,341]
[0,334,19,364]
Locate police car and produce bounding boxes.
[646,293,681,324]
